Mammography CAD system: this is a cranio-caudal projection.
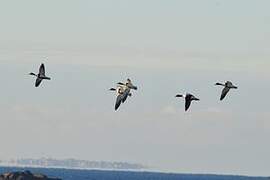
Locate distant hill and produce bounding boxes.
[0,158,146,170]
[0,170,61,180]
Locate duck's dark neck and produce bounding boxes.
[215,82,224,86]
[29,72,37,76]
[175,94,183,97]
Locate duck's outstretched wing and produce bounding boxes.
[115,95,123,111]
[121,88,130,103]
[35,78,43,87]
[220,87,230,100]
[39,63,45,76]
[185,99,191,111]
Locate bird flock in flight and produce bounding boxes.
[29,63,238,111]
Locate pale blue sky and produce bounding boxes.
[0,0,269,176]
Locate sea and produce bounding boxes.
[0,166,269,180]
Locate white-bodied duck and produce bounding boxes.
[117,78,138,103]
[109,85,131,111]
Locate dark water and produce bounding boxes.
[0,166,268,180]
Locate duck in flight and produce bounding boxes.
[109,85,131,111]
[29,63,51,87]
[175,93,200,111]
[117,78,138,103]
[215,81,237,101]
[109,78,137,111]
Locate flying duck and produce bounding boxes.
[175,93,200,111]
[109,85,129,111]
[29,63,51,87]
[117,78,137,103]
[215,81,237,101]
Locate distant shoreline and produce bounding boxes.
[0,164,148,172]
[0,165,269,179]
[0,158,147,171]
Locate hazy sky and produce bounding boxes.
[0,0,270,176]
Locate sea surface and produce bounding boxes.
[0,166,269,180]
